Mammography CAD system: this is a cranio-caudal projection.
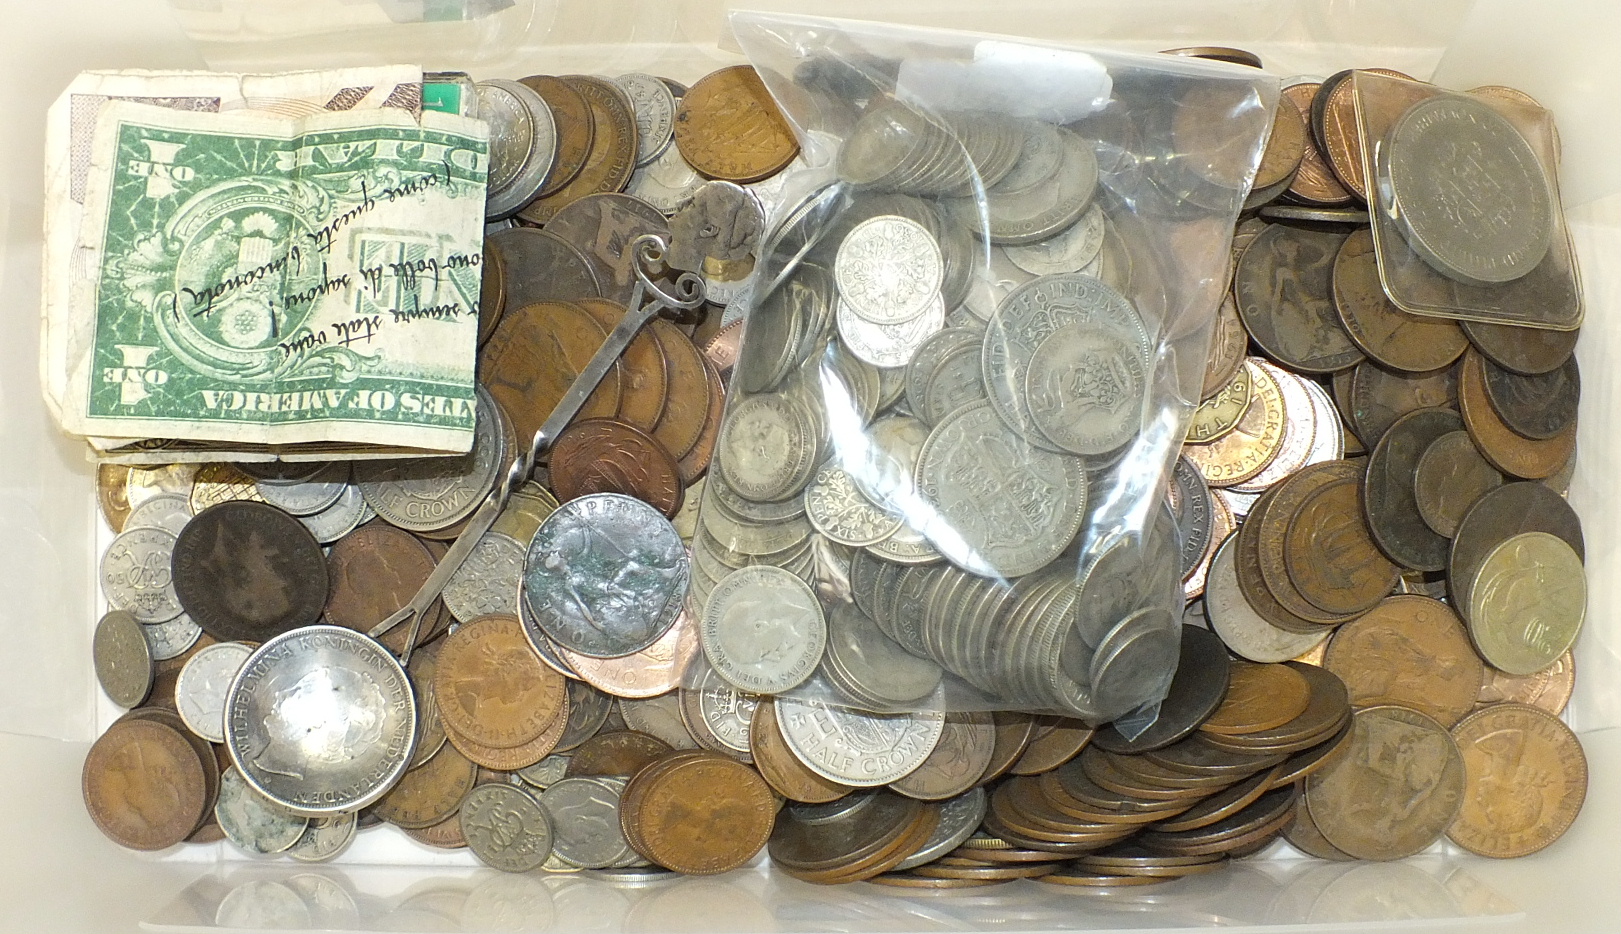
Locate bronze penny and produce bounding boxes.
[1281,83,1355,206]
[911,861,1059,881]
[549,418,684,517]
[546,194,673,307]
[1232,486,1332,635]
[1347,359,1458,450]
[1007,717,1095,775]
[1305,704,1464,860]
[406,642,449,771]
[1249,459,1365,626]
[1448,481,1584,619]
[675,359,726,484]
[1201,294,1249,400]
[1332,228,1467,373]
[1199,666,1351,757]
[480,301,622,446]
[1160,46,1264,68]
[566,730,673,778]
[622,751,776,874]
[1183,359,1287,488]
[442,697,569,771]
[1323,595,1484,728]
[572,298,669,431]
[486,226,603,307]
[323,522,437,632]
[1477,650,1574,715]
[891,711,996,801]
[518,75,638,224]
[1200,662,1312,736]
[477,242,506,347]
[647,318,712,461]
[372,744,477,830]
[1186,362,1252,444]
[1364,407,1464,572]
[434,615,566,750]
[1460,317,1576,376]
[83,717,209,850]
[674,66,799,183]
[1458,350,1575,479]
[1150,766,1282,834]
[1447,703,1587,858]
[869,872,1002,889]
[1319,68,1422,201]
[1254,94,1307,192]
[556,604,698,698]
[1413,430,1505,538]
[1282,476,1400,616]
[171,500,328,643]
[1136,785,1298,856]
[402,811,468,849]
[750,698,853,803]
[1282,790,1353,860]
[1233,224,1361,374]
[1266,714,1353,787]
[518,74,596,199]
[1481,353,1579,441]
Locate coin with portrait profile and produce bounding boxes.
[701,565,826,695]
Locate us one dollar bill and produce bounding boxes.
[42,69,490,458]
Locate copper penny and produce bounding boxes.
[549,418,684,517]
[518,75,637,224]
[323,522,437,632]
[1477,650,1574,715]
[891,712,996,801]
[1007,717,1095,775]
[1447,703,1586,857]
[1333,228,1467,373]
[403,811,468,849]
[480,301,622,446]
[1323,595,1483,728]
[434,615,567,750]
[1349,359,1459,451]
[477,241,507,347]
[1183,359,1287,488]
[676,359,726,484]
[556,605,698,698]
[1248,460,1366,626]
[547,195,673,308]
[1459,350,1575,479]
[750,698,853,804]
[1320,68,1421,202]
[1233,224,1361,375]
[976,712,1037,785]
[622,751,775,874]
[1201,295,1248,400]
[1201,663,1312,736]
[701,319,745,385]
[518,74,596,198]
[566,730,673,778]
[1461,317,1577,376]
[647,319,712,461]
[1283,476,1400,616]
[372,744,477,830]
[575,297,669,431]
[442,697,569,771]
[1281,83,1355,205]
[1254,94,1307,192]
[83,718,209,850]
[674,66,799,183]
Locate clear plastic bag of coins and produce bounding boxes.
[676,18,1282,724]
[1351,71,1582,331]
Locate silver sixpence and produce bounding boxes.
[224,626,416,815]
[915,401,1087,578]
[298,483,367,544]
[1204,532,1328,663]
[627,143,704,214]
[354,387,504,533]
[1024,318,1148,456]
[613,72,677,167]
[523,493,688,658]
[684,664,758,755]
[716,392,819,503]
[834,215,944,324]
[775,695,945,786]
[836,294,945,368]
[93,609,152,708]
[804,464,904,548]
[1004,203,1106,275]
[176,641,254,744]
[518,754,572,789]
[141,612,202,662]
[287,813,358,863]
[215,767,310,856]
[254,462,349,517]
[442,530,526,623]
[463,782,555,873]
[894,786,989,870]
[701,566,827,694]
[539,777,632,869]
[478,78,559,219]
[101,527,182,623]
[122,493,191,537]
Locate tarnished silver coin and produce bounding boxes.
[775,694,945,787]
[355,388,505,532]
[681,664,757,756]
[142,612,203,662]
[539,777,633,869]
[835,215,944,325]
[618,693,699,750]
[716,392,819,504]
[442,531,526,623]
[974,129,1098,245]
[613,72,677,167]
[1025,319,1148,456]
[478,78,560,219]
[915,401,1087,578]
[94,609,152,708]
[1168,456,1215,580]
[701,565,826,694]
[523,493,688,658]
[298,483,368,545]
[894,787,989,870]
[463,782,555,873]
[101,527,183,624]
[905,328,983,423]
[836,294,945,368]
[518,754,573,789]
[122,493,191,538]
[255,462,349,517]
[224,626,416,815]
[215,767,310,855]
[804,464,904,548]
[627,143,704,214]
[177,641,253,744]
[821,602,942,707]
[1204,532,1328,663]
[287,813,358,863]
[1005,203,1106,275]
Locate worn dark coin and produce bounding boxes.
[486,227,603,308]
[1448,481,1584,619]
[1348,360,1458,449]
[1413,431,1504,538]
[1233,224,1362,374]
[171,501,328,643]
[1460,318,1577,376]
[1093,626,1229,755]
[1481,354,1579,441]
[477,242,506,348]
[544,193,672,307]
[1363,407,1464,572]
[1332,228,1467,373]
[519,74,596,199]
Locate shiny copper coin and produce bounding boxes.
[519,75,595,199]
[556,605,698,698]
[675,359,725,484]
[1333,228,1467,372]
[566,730,673,778]
[83,718,209,850]
[481,301,622,447]
[1447,703,1587,858]
[621,751,776,874]
[1477,650,1574,715]
[674,66,799,183]
[1008,717,1095,775]
[442,699,569,771]
[1320,68,1421,201]
[1281,83,1355,205]
[750,698,854,803]
[1323,595,1483,727]
[323,522,437,632]
[372,744,477,830]
[1282,476,1400,616]
[434,615,567,750]
[1201,663,1313,736]
[549,418,684,517]
[517,75,638,224]
[575,298,669,431]
[648,319,712,462]
[1459,350,1575,479]
[701,319,745,385]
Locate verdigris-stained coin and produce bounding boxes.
[94,609,153,708]
[463,782,555,873]
[1414,431,1504,538]
[1234,224,1361,374]
[172,501,327,642]
[1467,532,1585,675]
[215,767,309,856]
[1363,407,1463,572]
[702,565,826,694]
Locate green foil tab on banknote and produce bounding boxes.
[42,68,490,460]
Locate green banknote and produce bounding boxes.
[58,100,488,453]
